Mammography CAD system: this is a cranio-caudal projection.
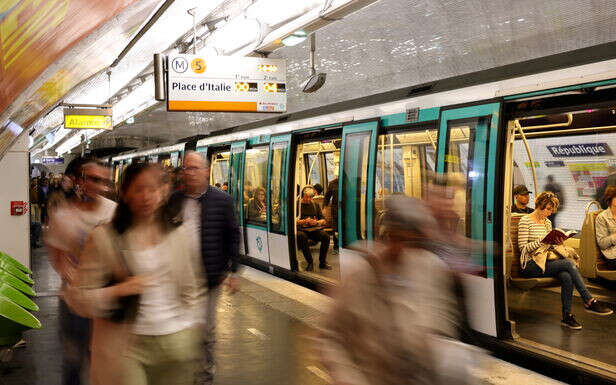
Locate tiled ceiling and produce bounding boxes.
[101,0,616,145]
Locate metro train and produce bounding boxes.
[109,53,616,382]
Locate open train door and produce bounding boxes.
[338,120,379,280]
[436,102,501,337]
[229,141,247,256]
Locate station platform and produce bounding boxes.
[1,247,564,385]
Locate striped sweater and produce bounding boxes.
[518,214,552,269]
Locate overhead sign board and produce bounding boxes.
[64,107,113,130]
[42,156,64,164]
[167,54,287,113]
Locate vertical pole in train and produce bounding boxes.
[188,8,197,54]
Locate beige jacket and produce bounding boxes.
[68,223,205,385]
[320,242,460,385]
[596,209,616,260]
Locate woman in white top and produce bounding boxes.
[518,192,611,330]
[596,186,616,269]
[70,163,205,385]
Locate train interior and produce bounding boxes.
[294,137,341,282]
[504,106,616,372]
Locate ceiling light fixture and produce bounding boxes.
[281,30,308,46]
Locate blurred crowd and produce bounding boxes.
[41,152,486,385]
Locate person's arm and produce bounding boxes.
[518,216,544,254]
[596,213,616,251]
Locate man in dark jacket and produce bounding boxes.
[169,151,240,385]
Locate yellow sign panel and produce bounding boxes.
[64,114,112,130]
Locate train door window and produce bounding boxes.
[341,132,371,244]
[270,142,288,233]
[444,122,475,236]
[294,137,341,281]
[324,151,339,186]
[374,128,437,236]
[210,150,230,189]
[244,146,269,225]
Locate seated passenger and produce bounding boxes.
[312,183,325,208]
[596,186,616,269]
[512,184,533,214]
[296,186,331,271]
[519,192,612,329]
[247,187,267,221]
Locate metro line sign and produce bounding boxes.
[165,54,287,113]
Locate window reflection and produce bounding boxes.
[270,142,288,232]
[244,146,269,224]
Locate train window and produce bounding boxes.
[305,153,321,186]
[270,142,288,233]
[445,122,474,236]
[244,146,269,225]
[374,129,437,236]
[210,151,230,188]
[324,151,339,188]
[341,132,371,243]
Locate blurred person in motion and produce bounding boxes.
[324,177,339,252]
[321,196,477,385]
[69,163,205,385]
[544,175,564,227]
[45,158,116,385]
[169,151,240,385]
[595,163,616,209]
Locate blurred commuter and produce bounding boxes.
[168,151,240,385]
[214,182,221,188]
[519,192,612,329]
[45,158,116,385]
[222,181,228,192]
[512,184,533,214]
[68,163,205,385]
[596,186,616,269]
[321,196,478,385]
[297,186,331,271]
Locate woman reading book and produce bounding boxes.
[518,192,612,329]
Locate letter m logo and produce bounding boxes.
[171,57,188,73]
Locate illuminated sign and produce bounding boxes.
[63,107,113,130]
[547,143,612,157]
[167,54,286,113]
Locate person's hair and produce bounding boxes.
[535,191,559,212]
[112,163,181,234]
[223,182,228,186]
[313,183,323,195]
[254,186,266,200]
[65,156,92,178]
[603,186,616,207]
[215,183,221,188]
[301,185,315,197]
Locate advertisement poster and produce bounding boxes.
[566,161,608,199]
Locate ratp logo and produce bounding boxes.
[171,57,188,73]
[256,236,263,253]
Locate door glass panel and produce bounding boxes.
[270,142,288,233]
[374,129,437,237]
[342,132,371,246]
[229,147,244,220]
[305,153,321,186]
[324,151,339,186]
[445,122,475,237]
[244,146,269,225]
[210,151,230,189]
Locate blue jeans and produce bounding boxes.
[59,299,90,385]
[522,259,592,316]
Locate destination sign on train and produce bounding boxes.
[166,54,286,113]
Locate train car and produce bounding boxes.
[187,57,616,382]
[111,142,187,185]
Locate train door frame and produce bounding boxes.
[436,101,502,338]
[338,119,379,281]
[289,126,343,283]
[229,141,247,256]
[267,134,293,270]
[243,139,271,264]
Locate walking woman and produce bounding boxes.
[68,163,205,385]
[519,192,612,329]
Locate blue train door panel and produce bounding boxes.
[267,135,292,270]
[436,102,500,337]
[338,120,378,278]
[229,141,246,256]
